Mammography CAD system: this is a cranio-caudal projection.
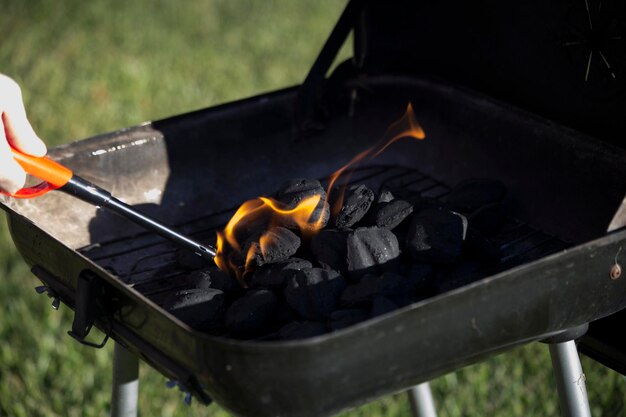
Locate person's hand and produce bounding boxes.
[0,73,47,194]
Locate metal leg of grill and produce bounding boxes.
[111,343,139,417]
[549,341,592,417]
[407,382,438,417]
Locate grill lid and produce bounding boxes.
[354,0,626,147]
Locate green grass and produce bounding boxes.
[0,1,624,416]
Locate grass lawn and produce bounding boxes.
[1,1,624,416]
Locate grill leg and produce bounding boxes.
[407,382,438,417]
[111,343,139,417]
[549,341,592,417]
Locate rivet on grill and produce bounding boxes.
[611,247,622,280]
[610,263,621,280]
[51,297,61,310]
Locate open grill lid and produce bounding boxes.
[354,0,626,147]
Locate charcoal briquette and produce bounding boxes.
[367,199,414,230]
[163,288,225,332]
[279,321,328,340]
[346,227,401,280]
[328,309,370,331]
[332,184,375,229]
[225,289,280,338]
[310,229,349,272]
[274,178,329,228]
[445,178,507,213]
[250,258,312,288]
[284,267,347,320]
[340,272,421,307]
[403,263,436,295]
[371,296,399,317]
[245,227,301,268]
[186,266,241,294]
[405,207,465,264]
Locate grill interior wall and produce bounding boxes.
[6,77,626,251]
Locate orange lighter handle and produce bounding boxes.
[1,148,74,198]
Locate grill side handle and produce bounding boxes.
[32,266,111,349]
[67,271,110,348]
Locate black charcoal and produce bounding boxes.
[346,227,401,280]
[405,207,465,264]
[328,309,370,330]
[250,258,312,288]
[279,321,328,340]
[186,267,241,294]
[371,296,398,317]
[340,272,421,307]
[368,199,414,230]
[163,288,225,332]
[310,229,349,272]
[332,184,375,229]
[225,289,280,338]
[284,268,347,320]
[274,178,329,228]
[245,227,301,268]
[445,178,506,213]
[403,263,436,294]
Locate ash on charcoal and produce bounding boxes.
[468,203,507,236]
[340,272,424,307]
[367,199,414,230]
[346,227,401,280]
[274,178,329,228]
[176,247,214,270]
[163,288,225,332]
[445,178,506,213]
[185,267,241,294]
[225,289,280,338]
[328,309,370,331]
[279,321,328,340]
[244,227,301,268]
[310,229,349,272]
[377,189,395,204]
[284,268,347,320]
[250,258,312,288]
[332,184,375,229]
[371,296,398,317]
[405,207,465,264]
[385,187,439,209]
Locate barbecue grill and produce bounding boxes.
[2,1,626,416]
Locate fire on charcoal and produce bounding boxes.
[164,104,509,341]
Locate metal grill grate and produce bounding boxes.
[78,164,570,299]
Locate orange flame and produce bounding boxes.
[214,194,323,281]
[325,102,425,217]
[215,102,425,282]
